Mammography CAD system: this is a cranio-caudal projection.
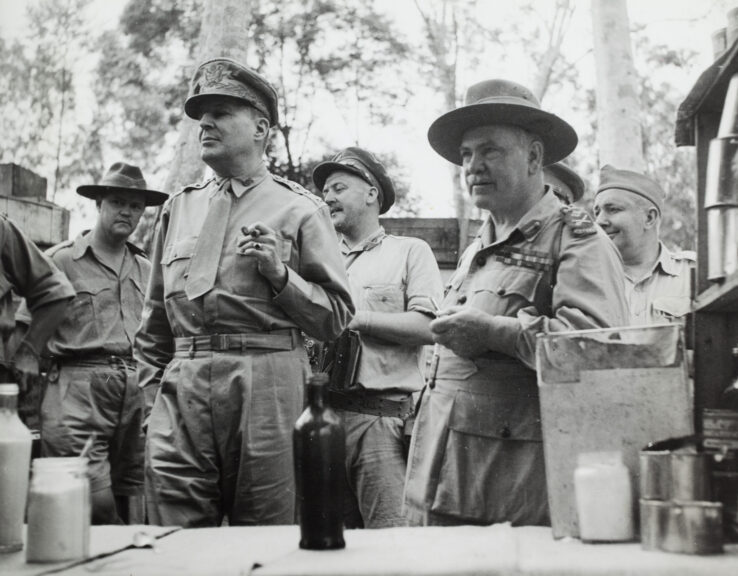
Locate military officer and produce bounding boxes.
[135,58,353,527]
[1,215,73,406]
[403,79,629,527]
[18,163,167,524]
[593,165,694,325]
[312,147,443,528]
[544,162,585,205]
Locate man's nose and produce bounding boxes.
[199,113,214,129]
[323,190,335,204]
[465,151,484,173]
[594,212,607,227]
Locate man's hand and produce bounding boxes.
[430,306,494,358]
[12,340,40,393]
[238,222,288,291]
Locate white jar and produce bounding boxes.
[574,451,634,542]
[26,457,91,563]
[0,384,32,553]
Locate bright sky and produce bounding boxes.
[1,0,737,234]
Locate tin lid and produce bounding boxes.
[0,383,19,395]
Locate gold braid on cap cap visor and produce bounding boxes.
[192,75,271,121]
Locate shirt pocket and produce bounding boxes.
[431,388,546,524]
[161,237,197,297]
[652,296,691,321]
[363,284,405,313]
[65,285,104,343]
[467,266,542,317]
[228,233,294,297]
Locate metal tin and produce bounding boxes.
[639,499,670,551]
[671,450,712,501]
[639,450,671,500]
[640,499,724,554]
[660,501,724,555]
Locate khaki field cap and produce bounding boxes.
[184,58,279,126]
[312,147,396,214]
[427,79,578,166]
[596,165,664,215]
[76,162,167,206]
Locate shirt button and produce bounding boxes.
[476,255,486,267]
[457,295,467,304]
[500,426,511,439]
[497,287,506,296]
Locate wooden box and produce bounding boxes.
[536,324,694,539]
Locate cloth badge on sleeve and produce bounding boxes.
[560,205,596,237]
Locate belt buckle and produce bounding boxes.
[211,334,229,351]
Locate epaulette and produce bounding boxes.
[560,205,597,237]
[126,242,149,259]
[272,174,323,206]
[45,238,75,257]
[171,178,214,199]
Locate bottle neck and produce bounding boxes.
[306,383,326,409]
[0,394,18,413]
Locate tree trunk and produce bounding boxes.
[591,0,645,171]
[142,0,253,251]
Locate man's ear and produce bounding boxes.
[366,186,380,206]
[529,139,544,175]
[254,117,271,141]
[644,207,659,228]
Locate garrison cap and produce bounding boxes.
[312,147,396,214]
[596,165,664,214]
[184,58,279,126]
[428,78,578,166]
[76,162,167,206]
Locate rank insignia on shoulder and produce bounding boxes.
[560,205,597,236]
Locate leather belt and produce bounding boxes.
[174,330,297,356]
[328,389,415,420]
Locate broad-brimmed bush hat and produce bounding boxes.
[76,162,167,206]
[428,79,578,166]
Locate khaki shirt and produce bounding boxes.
[135,169,353,390]
[17,231,150,358]
[1,215,75,364]
[625,242,694,325]
[437,190,629,377]
[341,228,443,393]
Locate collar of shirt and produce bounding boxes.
[71,230,134,278]
[340,226,386,257]
[71,230,93,261]
[479,188,556,247]
[656,242,683,277]
[213,164,269,199]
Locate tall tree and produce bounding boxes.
[591,0,645,171]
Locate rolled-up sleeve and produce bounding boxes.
[273,205,354,341]
[405,240,444,316]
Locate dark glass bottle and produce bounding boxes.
[294,374,345,550]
